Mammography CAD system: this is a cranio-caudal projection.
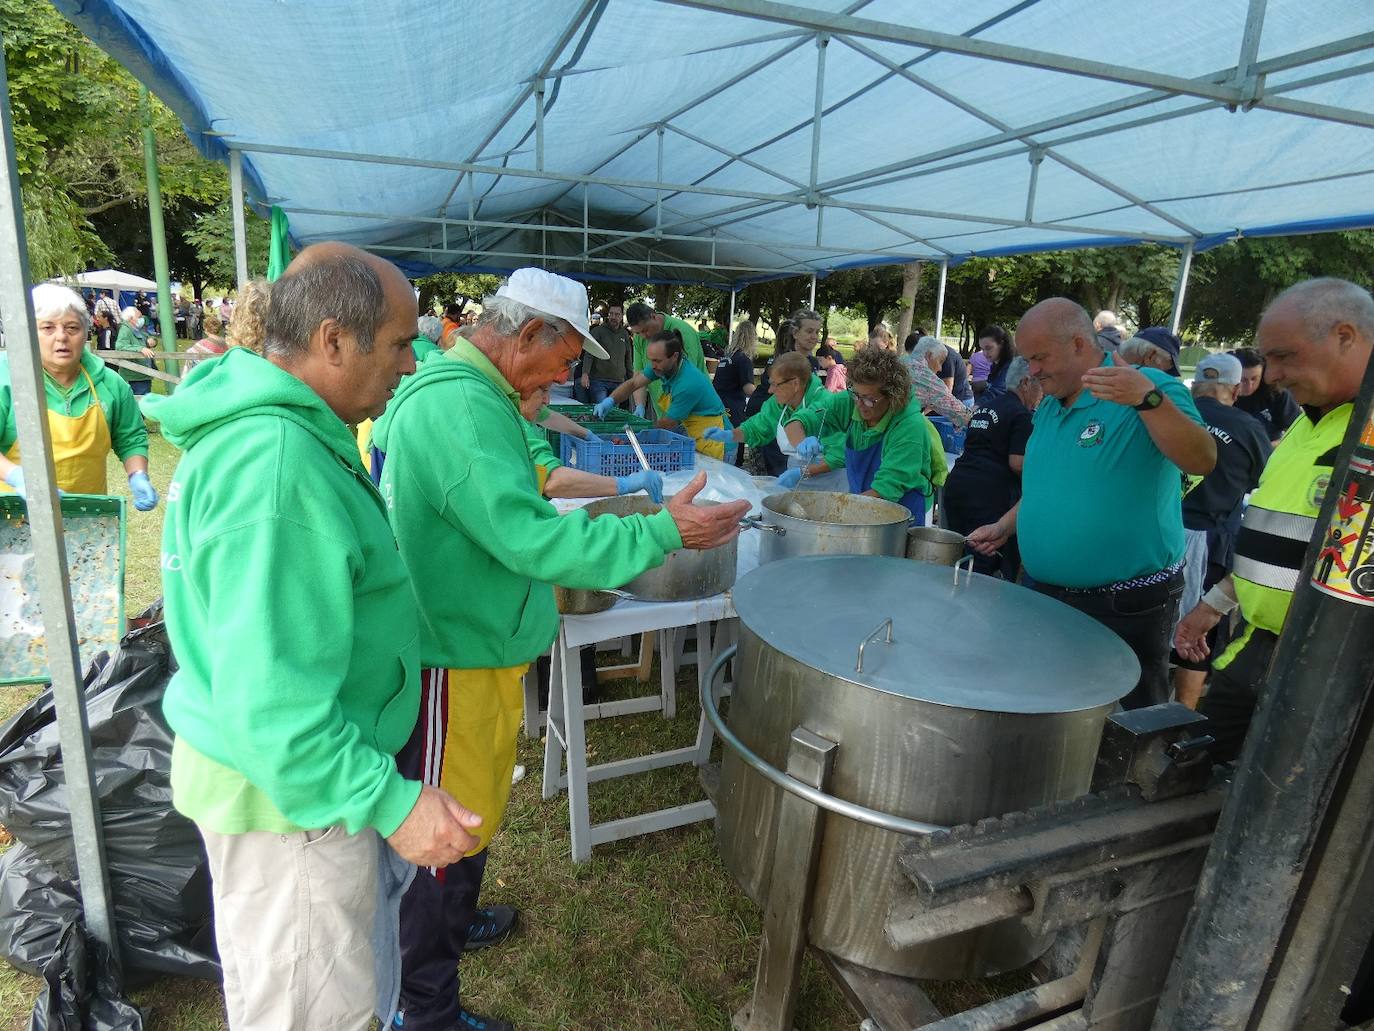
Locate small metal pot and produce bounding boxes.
[752,491,910,565]
[579,496,737,601]
[554,585,618,615]
[905,526,967,566]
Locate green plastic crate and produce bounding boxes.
[0,494,127,685]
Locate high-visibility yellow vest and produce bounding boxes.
[1217,403,1351,668]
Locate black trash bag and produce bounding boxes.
[28,919,145,1031]
[0,613,219,984]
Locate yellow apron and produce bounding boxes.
[439,663,529,855]
[355,418,374,468]
[3,368,111,495]
[655,394,728,460]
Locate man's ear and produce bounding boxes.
[314,317,347,367]
[516,317,548,351]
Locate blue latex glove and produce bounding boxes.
[616,470,665,504]
[3,466,24,498]
[633,403,647,420]
[128,470,159,511]
[797,436,823,464]
[592,397,616,419]
[582,429,603,444]
[703,427,733,444]
[778,468,803,489]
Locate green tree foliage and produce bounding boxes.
[181,200,273,289]
[1185,232,1374,343]
[0,0,226,280]
[414,272,502,315]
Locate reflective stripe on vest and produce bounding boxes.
[1229,404,1351,638]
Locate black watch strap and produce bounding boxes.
[1134,388,1164,411]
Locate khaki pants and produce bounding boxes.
[201,825,380,1031]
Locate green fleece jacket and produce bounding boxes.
[736,373,844,466]
[372,338,683,670]
[790,391,938,501]
[146,348,422,837]
[113,321,152,381]
[0,350,148,459]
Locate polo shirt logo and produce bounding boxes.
[1078,421,1105,448]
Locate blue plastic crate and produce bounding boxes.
[564,429,697,476]
[927,415,967,455]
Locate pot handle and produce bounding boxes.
[700,645,947,837]
[953,553,975,586]
[855,616,894,673]
[739,515,785,536]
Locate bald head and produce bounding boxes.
[1256,277,1374,412]
[266,242,411,360]
[1016,298,1102,403]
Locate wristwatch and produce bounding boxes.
[1134,388,1164,411]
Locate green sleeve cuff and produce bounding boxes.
[646,508,683,552]
[369,771,423,838]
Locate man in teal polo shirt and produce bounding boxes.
[969,297,1216,708]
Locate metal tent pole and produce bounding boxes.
[728,287,737,330]
[0,40,118,955]
[808,274,816,309]
[1168,241,1195,336]
[140,85,177,353]
[1153,350,1374,1029]
[934,260,948,337]
[229,150,249,291]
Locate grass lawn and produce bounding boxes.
[0,432,1017,1030]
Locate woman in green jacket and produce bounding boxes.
[786,345,941,524]
[114,305,157,395]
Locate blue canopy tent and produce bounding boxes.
[1,0,1372,966]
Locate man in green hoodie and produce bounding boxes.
[150,243,483,1031]
[372,267,748,1031]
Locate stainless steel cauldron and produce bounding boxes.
[749,491,909,565]
[905,525,967,566]
[713,555,1138,979]
[577,496,736,601]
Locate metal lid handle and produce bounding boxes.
[855,616,894,673]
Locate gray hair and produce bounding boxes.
[264,252,386,359]
[1093,309,1118,331]
[1119,335,1170,366]
[31,284,90,332]
[120,305,141,322]
[912,336,946,364]
[417,315,444,342]
[476,294,569,345]
[1191,378,1234,400]
[1004,356,1033,392]
[1268,277,1374,345]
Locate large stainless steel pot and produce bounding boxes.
[751,491,909,565]
[578,496,736,601]
[714,555,1138,979]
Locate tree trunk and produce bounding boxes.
[895,261,924,343]
[653,283,673,312]
[1138,294,1155,330]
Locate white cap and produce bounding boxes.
[495,268,608,359]
[1195,352,1243,385]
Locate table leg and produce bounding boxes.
[659,628,677,720]
[561,636,594,863]
[522,660,542,740]
[541,637,566,800]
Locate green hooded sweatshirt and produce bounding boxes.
[372,338,683,670]
[145,348,421,837]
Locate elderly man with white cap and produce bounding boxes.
[371,268,747,1031]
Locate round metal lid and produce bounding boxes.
[732,555,1139,714]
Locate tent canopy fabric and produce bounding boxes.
[49,0,1374,287]
[53,269,159,292]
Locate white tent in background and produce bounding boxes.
[52,269,158,292]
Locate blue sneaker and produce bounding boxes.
[455,1008,514,1031]
[463,905,519,951]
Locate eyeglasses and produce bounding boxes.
[849,389,884,408]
